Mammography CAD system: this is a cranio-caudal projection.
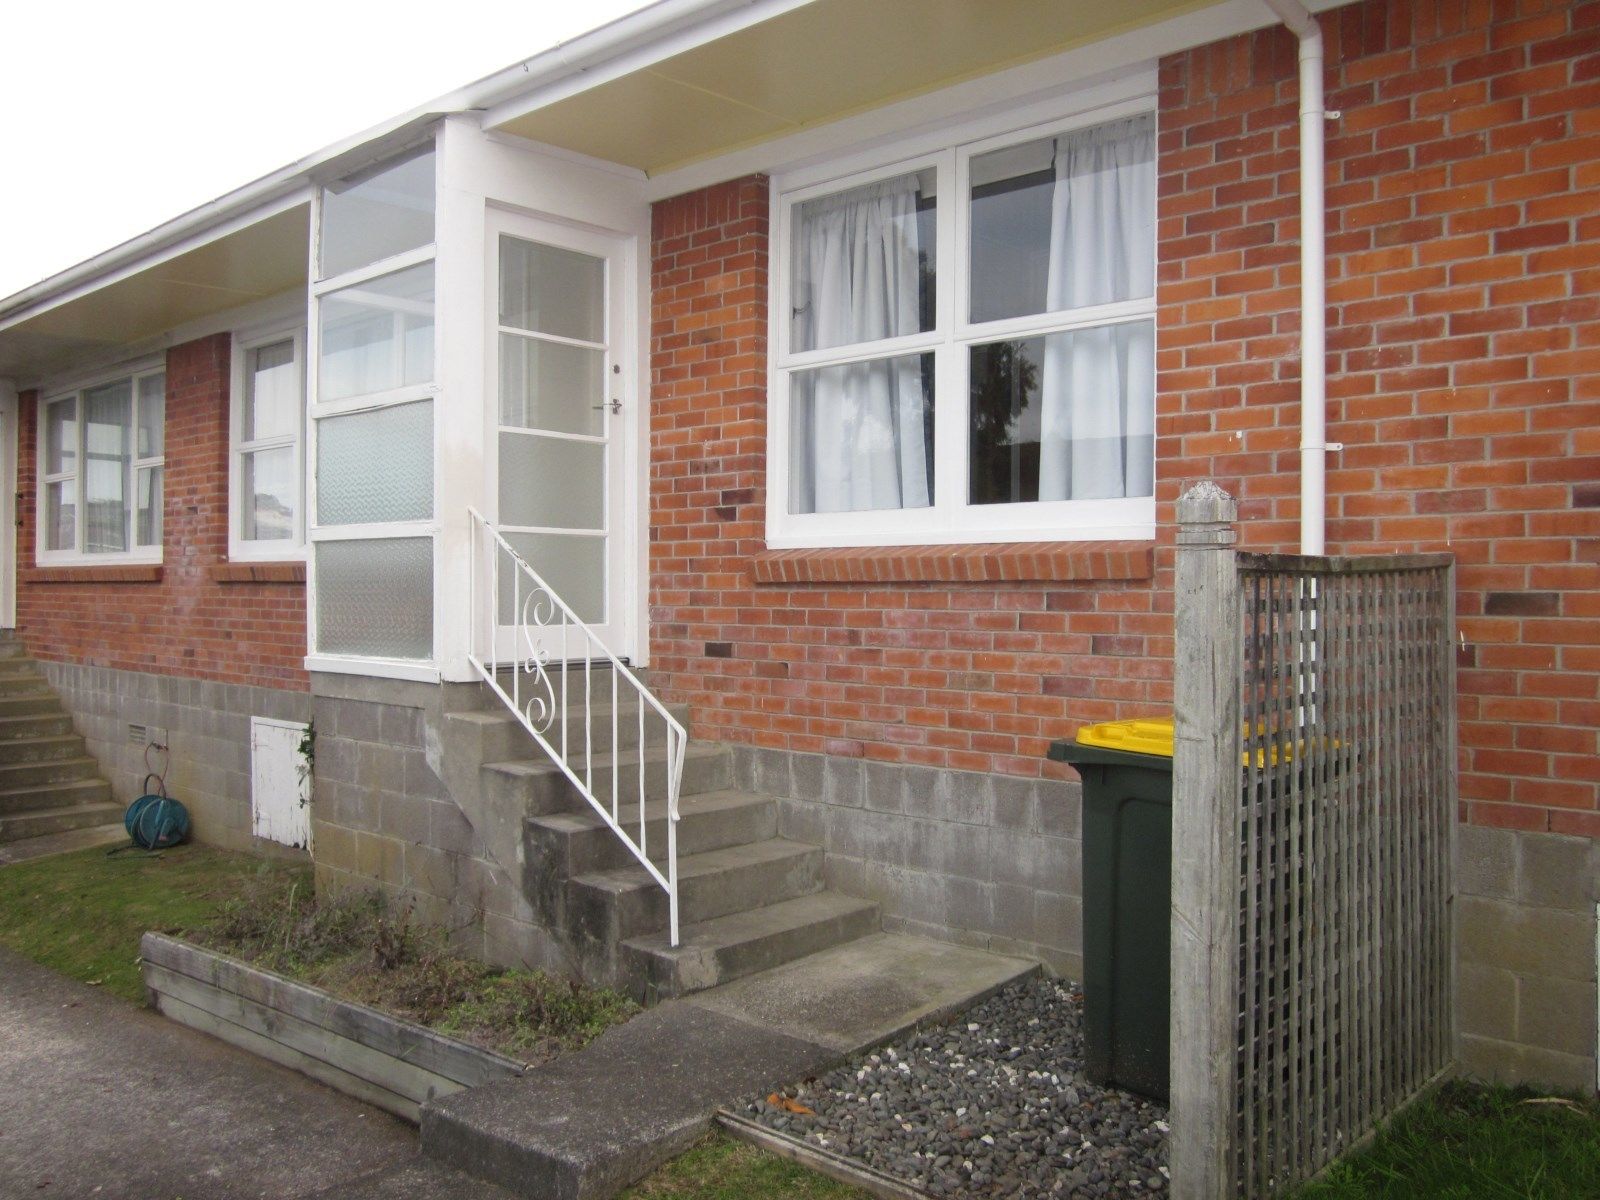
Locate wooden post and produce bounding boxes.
[1170,482,1242,1200]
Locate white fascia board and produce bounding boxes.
[643,0,1355,201]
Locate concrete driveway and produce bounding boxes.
[0,946,508,1199]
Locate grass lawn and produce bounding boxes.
[620,1133,866,1200]
[1289,1080,1600,1200]
[0,843,304,1003]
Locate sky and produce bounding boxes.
[0,0,650,301]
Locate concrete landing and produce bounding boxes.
[0,821,124,865]
[422,933,1039,1199]
[686,931,1038,1054]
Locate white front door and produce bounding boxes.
[487,210,630,662]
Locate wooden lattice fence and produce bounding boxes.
[1170,483,1457,1200]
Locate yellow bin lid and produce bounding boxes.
[1075,716,1175,758]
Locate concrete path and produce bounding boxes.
[0,946,509,1200]
[425,933,1036,1198]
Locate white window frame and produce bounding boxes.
[304,145,443,681]
[36,359,166,565]
[230,324,307,561]
[767,96,1157,549]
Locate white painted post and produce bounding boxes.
[1170,482,1242,1200]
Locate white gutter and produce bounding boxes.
[1263,0,1331,555]
[0,0,800,332]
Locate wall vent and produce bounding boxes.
[128,724,148,745]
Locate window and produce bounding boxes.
[38,366,164,561]
[771,107,1156,547]
[308,143,437,667]
[231,329,305,557]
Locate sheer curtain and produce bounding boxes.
[790,175,930,514]
[1038,115,1156,501]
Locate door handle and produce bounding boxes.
[592,400,622,414]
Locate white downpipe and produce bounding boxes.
[1264,0,1329,555]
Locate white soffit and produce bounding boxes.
[490,0,1220,171]
[0,205,309,382]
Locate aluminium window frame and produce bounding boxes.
[767,95,1158,550]
[229,323,307,561]
[35,358,167,566]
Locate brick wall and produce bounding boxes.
[1160,0,1599,836]
[648,178,1169,782]
[16,333,307,689]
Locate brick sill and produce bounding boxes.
[210,562,307,584]
[22,565,164,585]
[750,541,1153,585]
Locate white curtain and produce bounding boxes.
[790,175,929,514]
[1038,114,1156,501]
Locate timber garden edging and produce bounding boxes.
[140,932,525,1122]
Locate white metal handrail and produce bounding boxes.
[467,506,687,946]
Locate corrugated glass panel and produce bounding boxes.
[316,537,433,659]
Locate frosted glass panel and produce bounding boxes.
[316,538,433,659]
[45,481,75,551]
[316,401,432,525]
[499,237,603,342]
[137,374,165,457]
[320,147,435,280]
[245,340,298,441]
[499,432,603,530]
[499,334,603,435]
[83,380,131,553]
[243,447,296,541]
[136,466,162,547]
[44,398,76,475]
[318,264,434,402]
[499,532,603,625]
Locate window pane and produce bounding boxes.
[969,114,1154,324]
[318,263,434,402]
[788,351,933,515]
[242,447,296,541]
[499,237,603,343]
[45,480,75,551]
[319,147,435,280]
[499,334,603,436]
[316,537,433,659]
[499,532,604,626]
[968,319,1154,505]
[82,380,132,553]
[44,398,76,476]
[791,170,934,354]
[316,401,432,525]
[245,340,298,442]
[136,373,164,458]
[136,466,162,547]
[498,432,603,530]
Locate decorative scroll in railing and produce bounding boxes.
[467,507,688,946]
[1170,484,1457,1200]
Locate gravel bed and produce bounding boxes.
[742,977,1169,1197]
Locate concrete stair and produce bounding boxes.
[0,637,120,846]
[445,669,881,1002]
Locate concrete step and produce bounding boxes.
[0,798,122,845]
[0,713,75,741]
[446,700,689,765]
[0,672,49,698]
[0,733,89,764]
[525,790,777,879]
[567,837,825,944]
[0,639,31,661]
[0,821,125,865]
[0,758,105,801]
[480,742,732,818]
[625,892,882,1001]
[0,693,63,719]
